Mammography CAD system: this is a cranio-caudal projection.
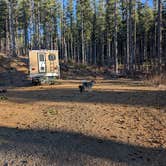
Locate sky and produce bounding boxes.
[72,0,154,7]
[65,0,154,8]
[69,0,154,18]
[142,0,153,7]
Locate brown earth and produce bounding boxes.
[0,79,166,166]
[0,54,29,87]
[0,54,166,166]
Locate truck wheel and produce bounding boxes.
[32,78,41,86]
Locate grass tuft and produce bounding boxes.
[0,95,8,101]
[43,108,58,116]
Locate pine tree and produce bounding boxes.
[114,0,118,74]
[106,0,114,66]
[157,0,162,73]
[66,0,74,61]
[17,0,30,55]
[76,0,93,64]
[97,0,105,65]
[0,0,8,52]
[7,0,17,56]
[0,0,165,74]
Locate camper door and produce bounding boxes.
[38,53,46,73]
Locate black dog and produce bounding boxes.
[79,80,95,93]
[0,89,7,93]
[79,85,85,93]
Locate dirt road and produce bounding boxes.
[0,79,166,166]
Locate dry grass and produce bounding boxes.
[144,72,166,87]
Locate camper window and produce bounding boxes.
[39,54,45,61]
[49,54,56,61]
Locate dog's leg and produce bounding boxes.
[79,85,84,93]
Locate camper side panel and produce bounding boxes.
[46,51,59,74]
[29,51,39,76]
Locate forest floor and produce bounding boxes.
[0,54,166,166]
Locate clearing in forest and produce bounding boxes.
[0,79,166,166]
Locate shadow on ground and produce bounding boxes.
[8,88,166,109]
[0,126,165,166]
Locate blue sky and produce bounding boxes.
[69,0,154,18]
[65,0,154,8]
[142,0,153,7]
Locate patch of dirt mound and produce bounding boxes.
[60,62,118,80]
[0,53,29,87]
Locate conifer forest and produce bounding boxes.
[0,0,165,74]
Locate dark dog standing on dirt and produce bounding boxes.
[0,89,7,93]
[79,80,95,93]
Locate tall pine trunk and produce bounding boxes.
[157,0,162,73]
[133,0,137,70]
[81,12,85,64]
[8,0,16,56]
[126,0,130,71]
[114,0,118,74]
[129,0,133,72]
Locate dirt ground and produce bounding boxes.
[0,79,166,166]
